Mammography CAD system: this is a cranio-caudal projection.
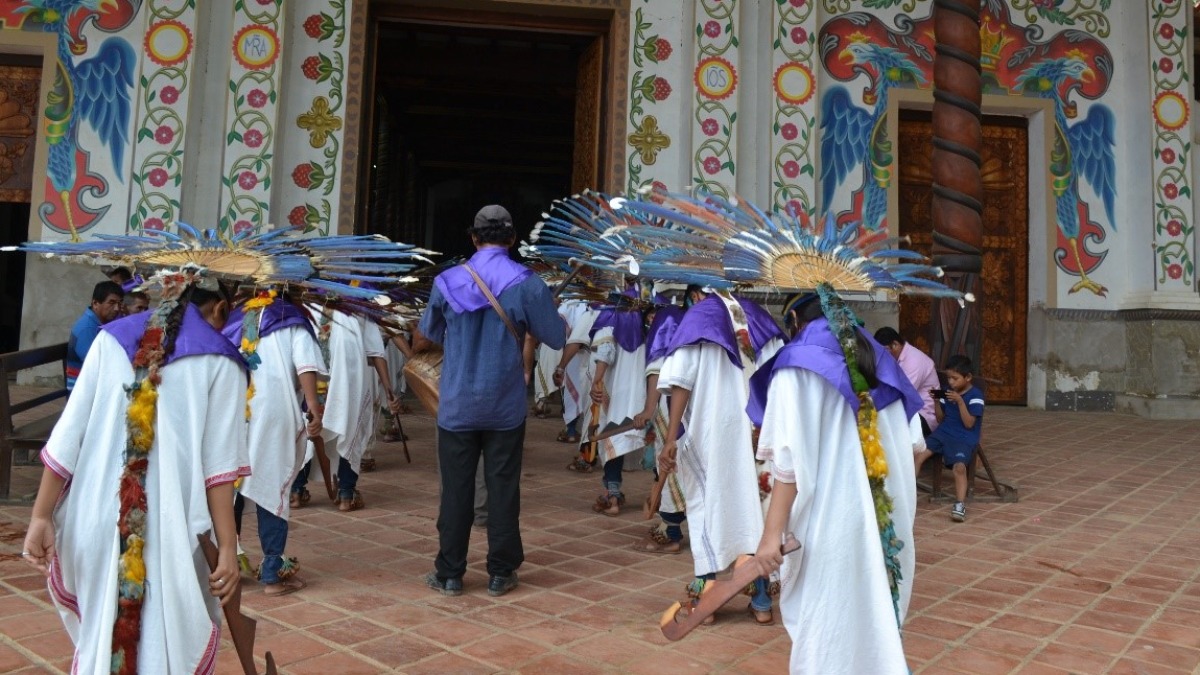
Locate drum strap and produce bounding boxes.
[463,262,523,355]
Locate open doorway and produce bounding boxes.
[363,14,606,260]
[0,56,40,353]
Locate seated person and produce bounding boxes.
[874,326,939,435]
[66,281,124,392]
[914,355,984,523]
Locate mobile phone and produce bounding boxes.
[929,388,946,399]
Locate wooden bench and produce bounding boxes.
[0,343,68,501]
[925,444,1019,503]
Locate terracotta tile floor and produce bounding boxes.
[2,388,1200,673]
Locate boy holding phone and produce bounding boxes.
[914,355,985,522]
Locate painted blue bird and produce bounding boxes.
[21,0,137,241]
[820,36,927,232]
[1015,51,1116,296]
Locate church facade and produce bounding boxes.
[1,0,1197,417]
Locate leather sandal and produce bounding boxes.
[338,490,365,512]
[747,604,775,626]
[566,458,594,472]
[557,430,580,443]
[592,494,621,516]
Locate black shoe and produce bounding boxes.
[487,572,518,597]
[424,571,463,596]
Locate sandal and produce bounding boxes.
[639,524,682,554]
[289,488,311,509]
[566,458,594,472]
[360,456,377,472]
[747,604,774,626]
[592,494,623,517]
[263,576,307,597]
[337,490,365,512]
[556,430,579,444]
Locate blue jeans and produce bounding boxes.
[602,454,625,496]
[566,417,579,438]
[337,457,358,500]
[660,510,685,542]
[233,494,290,584]
[699,573,771,611]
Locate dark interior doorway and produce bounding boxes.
[0,202,28,353]
[364,19,599,261]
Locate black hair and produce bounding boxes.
[873,326,903,346]
[125,291,149,303]
[469,223,516,246]
[784,293,824,334]
[107,266,133,283]
[162,282,233,359]
[854,329,880,390]
[944,354,974,377]
[92,281,124,304]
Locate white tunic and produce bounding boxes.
[757,368,919,675]
[43,332,249,675]
[657,342,763,577]
[309,310,377,474]
[647,356,684,513]
[383,328,409,396]
[561,305,598,424]
[239,326,326,519]
[533,341,562,403]
[581,327,647,464]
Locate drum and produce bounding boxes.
[403,349,443,416]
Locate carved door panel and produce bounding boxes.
[571,36,603,194]
[897,113,1028,404]
[0,65,40,203]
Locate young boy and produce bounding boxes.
[915,355,985,522]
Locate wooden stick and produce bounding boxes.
[197,533,277,675]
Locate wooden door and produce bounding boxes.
[571,36,603,194]
[897,112,1028,404]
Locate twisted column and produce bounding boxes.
[929,0,984,368]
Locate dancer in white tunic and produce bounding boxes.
[751,293,922,675]
[554,299,598,445]
[23,287,247,675]
[225,294,325,595]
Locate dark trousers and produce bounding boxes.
[435,423,525,580]
[234,494,290,584]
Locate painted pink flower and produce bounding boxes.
[247,89,268,108]
[147,168,169,187]
[238,171,258,190]
[704,21,721,38]
[243,129,264,148]
[143,217,165,231]
[789,0,806,6]
[1161,147,1176,164]
[703,156,721,175]
[780,123,798,140]
[1167,219,1183,237]
[783,161,800,179]
[160,86,179,105]
[785,200,804,217]
[256,0,274,5]
[791,27,807,44]
[233,219,254,234]
[1159,57,1174,74]
[701,118,719,136]
[154,125,174,145]
[1167,263,1183,279]
[1160,23,1175,41]
[1164,183,1179,199]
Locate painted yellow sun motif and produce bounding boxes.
[144,20,193,68]
[1153,91,1189,131]
[774,62,814,106]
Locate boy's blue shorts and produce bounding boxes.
[926,434,976,468]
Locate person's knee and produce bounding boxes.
[952,462,967,475]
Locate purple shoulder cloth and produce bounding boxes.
[106,303,247,371]
[434,247,534,314]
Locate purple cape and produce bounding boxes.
[105,304,247,371]
[589,308,646,352]
[664,295,785,369]
[222,298,315,344]
[745,317,923,426]
[646,305,686,363]
[434,246,533,314]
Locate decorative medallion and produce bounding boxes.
[1152,91,1189,132]
[628,115,670,165]
[774,62,814,106]
[144,19,192,68]
[694,56,737,101]
[233,25,280,71]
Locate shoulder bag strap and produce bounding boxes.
[462,262,523,351]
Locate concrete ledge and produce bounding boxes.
[1045,390,1116,412]
[1115,394,1200,420]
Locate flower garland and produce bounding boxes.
[238,289,277,420]
[816,282,904,627]
[112,270,194,675]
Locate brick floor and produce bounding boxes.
[2,386,1199,673]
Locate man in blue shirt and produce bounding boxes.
[416,205,565,597]
[66,281,124,391]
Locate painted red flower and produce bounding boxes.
[791,26,807,44]
[1164,183,1179,199]
[701,118,719,136]
[247,89,267,108]
[783,161,800,178]
[1160,23,1175,41]
[154,125,174,145]
[238,171,258,190]
[652,77,672,101]
[147,168,169,187]
[1168,263,1183,279]
[1161,147,1176,164]
[1159,57,1174,74]
[654,38,672,62]
[292,163,314,188]
[1167,219,1183,236]
[303,14,324,39]
[256,0,274,5]
[780,122,798,140]
[785,199,804,218]
[704,21,721,38]
[243,129,264,148]
[302,56,323,81]
[288,205,309,227]
[143,217,165,231]
[703,156,721,175]
[649,180,668,204]
[789,0,806,6]
[233,219,254,235]
[160,86,179,105]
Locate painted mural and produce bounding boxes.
[819,0,1117,296]
[691,0,738,197]
[1,0,142,241]
[770,0,817,223]
[626,2,674,196]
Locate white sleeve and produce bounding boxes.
[290,327,327,377]
[567,311,597,346]
[591,327,617,366]
[42,332,114,478]
[645,356,665,376]
[201,357,251,486]
[657,344,702,393]
[361,321,386,359]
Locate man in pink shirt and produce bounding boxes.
[874,327,939,435]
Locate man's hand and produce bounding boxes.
[209,546,241,607]
[945,389,964,406]
[658,438,678,474]
[589,382,607,405]
[632,403,656,430]
[552,367,565,388]
[387,394,403,416]
[750,535,785,578]
[21,517,56,576]
[305,412,323,439]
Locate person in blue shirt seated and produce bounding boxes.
[415,205,566,598]
[914,355,984,523]
[65,281,124,391]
